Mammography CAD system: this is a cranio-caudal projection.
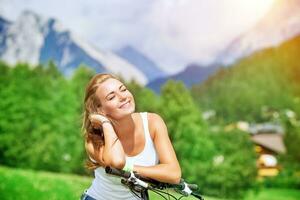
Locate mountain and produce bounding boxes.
[116,45,167,82]
[0,11,148,85]
[149,0,300,93]
[220,0,300,65]
[0,17,11,56]
[191,34,300,122]
[147,63,220,93]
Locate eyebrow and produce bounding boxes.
[105,84,125,99]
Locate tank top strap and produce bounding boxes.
[140,112,151,142]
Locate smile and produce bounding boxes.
[119,100,131,109]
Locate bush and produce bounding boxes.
[261,163,300,189]
[197,129,257,199]
[159,80,257,198]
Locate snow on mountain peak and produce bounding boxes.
[1,10,46,66]
[0,11,148,85]
[52,19,68,33]
[70,33,147,84]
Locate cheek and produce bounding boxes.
[126,92,135,105]
[128,91,134,100]
[130,95,135,105]
[102,101,118,114]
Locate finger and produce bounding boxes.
[92,114,108,122]
[90,114,101,121]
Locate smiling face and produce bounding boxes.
[95,78,135,120]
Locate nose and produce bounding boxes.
[118,92,127,102]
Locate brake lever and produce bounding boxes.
[174,181,193,196]
[127,171,149,188]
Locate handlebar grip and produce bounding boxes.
[173,183,199,192]
[187,184,198,191]
[175,179,198,191]
[105,166,131,178]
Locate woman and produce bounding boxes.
[81,73,181,200]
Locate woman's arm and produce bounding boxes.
[86,115,126,169]
[85,140,105,166]
[101,122,126,168]
[133,113,182,184]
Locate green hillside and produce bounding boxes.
[191,35,300,123]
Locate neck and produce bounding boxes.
[113,114,135,141]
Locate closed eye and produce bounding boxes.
[120,85,127,92]
[108,95,115,100]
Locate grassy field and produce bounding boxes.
[0,165,299,200]
[0,165,91,199]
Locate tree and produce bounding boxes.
[126,80,160,113]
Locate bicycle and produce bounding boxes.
[105,166,204,200]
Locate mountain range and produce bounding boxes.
[148,0,300,92]
[191,33,300,122]
[115,45,166,81]
[147,64,221,93]
[0,11,165,85]
[1,0,300,90]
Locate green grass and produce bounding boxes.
[0,165,91,200]
[149,190,221,200]
[245,188,300,200]
[0,165,299,200]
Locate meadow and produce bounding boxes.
[1,166,299,200]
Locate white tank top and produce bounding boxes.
[86,112,159,200]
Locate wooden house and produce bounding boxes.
[237,122,286,177]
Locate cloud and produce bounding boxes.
[1,0,274,72]
[146,0,275,66]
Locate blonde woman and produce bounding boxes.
[81,74,181,200]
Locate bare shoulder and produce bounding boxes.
[147,112,164,124]
[147,112,167,139]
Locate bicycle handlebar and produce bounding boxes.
[105,166,197,190]
[105,166,163,186]
[105,166,204,200]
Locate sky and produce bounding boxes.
[0,0,275,73]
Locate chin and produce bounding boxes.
[122,104,135,115]
[112,103,135,120]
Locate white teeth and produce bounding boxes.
[120,101,130,108]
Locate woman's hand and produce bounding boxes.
[89,113,110,128]
[86,114,126,169]
[89,113,125,169]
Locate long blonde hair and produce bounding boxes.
[82,73,119,169]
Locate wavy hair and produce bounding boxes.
[82,73,119,169]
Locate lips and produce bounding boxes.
[119,100,131,109]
